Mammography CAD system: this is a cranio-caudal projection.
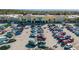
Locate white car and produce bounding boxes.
[0,36,9,45]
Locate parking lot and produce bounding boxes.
[63,27,79,49]
[0,23,79,50]
[42,25,64,50]
[8,26,31,50]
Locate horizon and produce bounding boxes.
[0,9,79,12]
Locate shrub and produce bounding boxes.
[4,24,11,28]
[8,39,16,43]
[0,45,10,50]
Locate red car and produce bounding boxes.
[62,38,74,45]
[59,32,66,35]
[37,35,46,41]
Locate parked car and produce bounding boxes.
[64,43,73,50]
[74,31,79,36]
[37,34,46,41]
[66,25,79,36]
[26,38,36,48]
[61,38,74,46]
[37,41,46,48]
[0,36,9,45]
[4,32,13,38]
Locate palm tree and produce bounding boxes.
[53,18,56,23]
[48,19,51,23]
[64,18,71,23]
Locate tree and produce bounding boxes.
[75,17,79,23]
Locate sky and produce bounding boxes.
[0,0,79,9]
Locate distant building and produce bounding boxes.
[67,15,79,19]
